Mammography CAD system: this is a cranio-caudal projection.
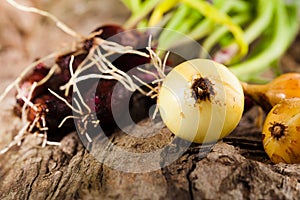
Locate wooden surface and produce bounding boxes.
[1,106,300,199]
[1,1,300,199]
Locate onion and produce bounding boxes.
[242,73,300,111]
[262,98,300,164]
[157,59,244,144]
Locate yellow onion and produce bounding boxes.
[157,59,244,144]
[262,98,300,164]
[242,73,300,111]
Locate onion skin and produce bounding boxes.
[27,94,75,139]
[15,24,152,137]
[242,73,300,111]
[16,63,50,106]
[262,98,300,164]
[157,59,244,144]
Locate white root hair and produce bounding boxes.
[69,55,91,114]
[60,38,150,96]
[52,35,170,143]
[5,0,82,39]
[0,52,59,103]
[0,123,29,154]
[36,64,59,86]
[16,81,38,126]
[49,55,101,142]
[48,88,82,115]
[0,81,51,154]
[1,1,172,154]
[0,34,169,153]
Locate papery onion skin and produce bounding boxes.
[242,73,300,112]
[157,59,244,144]
[262,98,300,164]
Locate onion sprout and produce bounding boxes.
[122,0,299,82]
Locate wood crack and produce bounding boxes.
[26,151,42,200]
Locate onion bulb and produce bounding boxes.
[262,98,300,164]
[157,59,244,144]
[242,73,300,111]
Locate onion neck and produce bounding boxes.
[241,82,272,111]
